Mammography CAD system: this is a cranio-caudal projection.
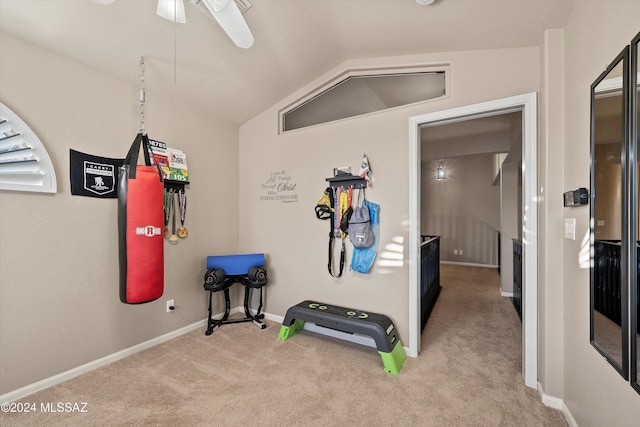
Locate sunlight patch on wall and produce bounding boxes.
[377,236,405,273]
[579,221,592,269]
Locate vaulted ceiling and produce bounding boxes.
[0,0,574,125]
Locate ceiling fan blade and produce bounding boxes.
[157,0,187,23]
[200,0,254,49]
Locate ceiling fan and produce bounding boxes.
[90,0,254,48]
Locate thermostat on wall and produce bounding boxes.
[563,188,589,207]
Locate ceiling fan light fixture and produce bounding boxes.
[199,0,254,48]
[157,0,187,23]
[416,0,436,5]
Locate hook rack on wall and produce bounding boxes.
[326,175,367,189]
[164,181,187,191]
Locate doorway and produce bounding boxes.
[408,93,538,388]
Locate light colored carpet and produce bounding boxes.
[1,264,567,426]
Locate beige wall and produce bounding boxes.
[539,27,565,401]
[421,155,500,266]
[0,33,240,395]
[238,47,540,349]
[561,1,640,425]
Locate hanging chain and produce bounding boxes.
[139,56,146,135]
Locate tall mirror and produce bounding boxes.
[632,31,640,393]
[591,47,629,379]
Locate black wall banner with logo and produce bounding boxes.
[69,149,124,198]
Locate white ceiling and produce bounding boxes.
[0,0,574,125]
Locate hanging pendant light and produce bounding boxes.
[157,0,187,23]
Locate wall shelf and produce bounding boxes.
[164,180,189,191]
[326,175,367,189]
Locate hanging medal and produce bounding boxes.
[169,191,179,245]
[164,188,172,239]
[177,189,188,238]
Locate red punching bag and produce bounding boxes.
[118,133,164,304]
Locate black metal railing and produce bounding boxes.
[420,235,442,331]
[592,240,640,330]
[593,240,623,325]
[512,239,522,321]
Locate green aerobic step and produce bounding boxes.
[278,300,406,374]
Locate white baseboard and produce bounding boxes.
[440,261,499,268]
[501,291,514,298]
[262,312,284,323]
[537,382,578,427]
[2,305,274,403]
[561,401,578,427]
[0,316,214,404]
[4,305,414,404]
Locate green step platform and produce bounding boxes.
[278,300,406,374]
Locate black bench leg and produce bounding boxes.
[205,288,231,335]
[244,287,266,329]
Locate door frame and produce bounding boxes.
[408,92,538,388]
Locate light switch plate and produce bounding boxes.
[564,218,576,240]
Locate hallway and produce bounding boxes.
[419,264,565,425]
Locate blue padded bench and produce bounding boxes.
[203,253,268,335]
